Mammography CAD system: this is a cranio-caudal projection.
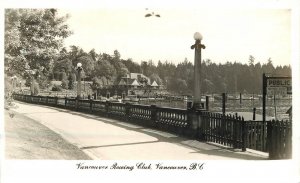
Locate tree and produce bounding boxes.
[53,58,73,74]
[5,9,72,77]
[94,59,117,84]
[61,78,68,89]
[76,55,95,79]
[91,77,103,90]
[141,60,156,77]
[176,79,188,94]
[89,49,98,61]
[249,55,255,66]
[69,45,85,65]
[68,73,76,89]
[60,72,67,81]
[115,62,129,79]
[123,58,141,73]
[149,73,162,85]
[113,50,121,61]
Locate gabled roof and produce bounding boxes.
[127,73,150,84]
[151,80,158,87]
[131,79,140,86]
[118,78,127,86]
[286,106,292,114]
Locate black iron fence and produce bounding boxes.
[199,112,245,149]
[267,120,292,159]
[12,94,292,159]
[245,121,267,152]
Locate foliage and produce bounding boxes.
[5,9,72,77]
[61,78,68,89]
[54,45,291,95]
[68,73,76,89]
[94,59,116,80]
[52,84,62,91]
[75,55,95,79]
[91,77,103,90]
[149,73,162,85]
[53,58,73,73]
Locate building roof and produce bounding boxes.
[118,78,127,86]
[151,80,158,87]
[131,79,140,86]
[127,73,150,84]
[286,106,292,114]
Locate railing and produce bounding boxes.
[128,104,153,126]
[11,94,246,146]
[12,93,292,159]
[66,98,76,108]
[78,99,92,111]
[12,94,196,139]
[107,102,126,118]
[47,96,57,105]
[156,107,189,135]
[91,100,106,114]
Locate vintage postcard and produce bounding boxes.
[1,0,299,183]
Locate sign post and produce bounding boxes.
[263,74,267,123]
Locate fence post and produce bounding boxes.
[286,120,292,159]
[64,97,67,108]
[239,93,242,105]
[233,115,238,148]
[150,105,157,127]
[90,99,93,113]
[187,101,193,109]
[186,108,201,138]
[125,103,131,122]
[75,98,79,111]
[222,93,226,115]
[252,107,256,121]
[55,96,58,106]
[105,101,110,117]
[242,118,247,151]
[267,120,274,159]
[205,96,209,111]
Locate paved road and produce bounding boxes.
[11,101,268,160]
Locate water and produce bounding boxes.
[139,98,292,120]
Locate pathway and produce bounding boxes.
[9,101,268,160]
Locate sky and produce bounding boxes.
[58,3,292,66]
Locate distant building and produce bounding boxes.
[118,73,159,89]
[98,73,164,97]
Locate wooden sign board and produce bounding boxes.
[267,87,287,95]
[266,78,292,95]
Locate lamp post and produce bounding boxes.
[191,32,206,109]
[76,63,83,99]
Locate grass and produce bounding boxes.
[4,109,92,160]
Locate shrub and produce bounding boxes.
[52,84,62,91]
[61,79,68,89]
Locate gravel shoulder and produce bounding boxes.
[4,109,91,160]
